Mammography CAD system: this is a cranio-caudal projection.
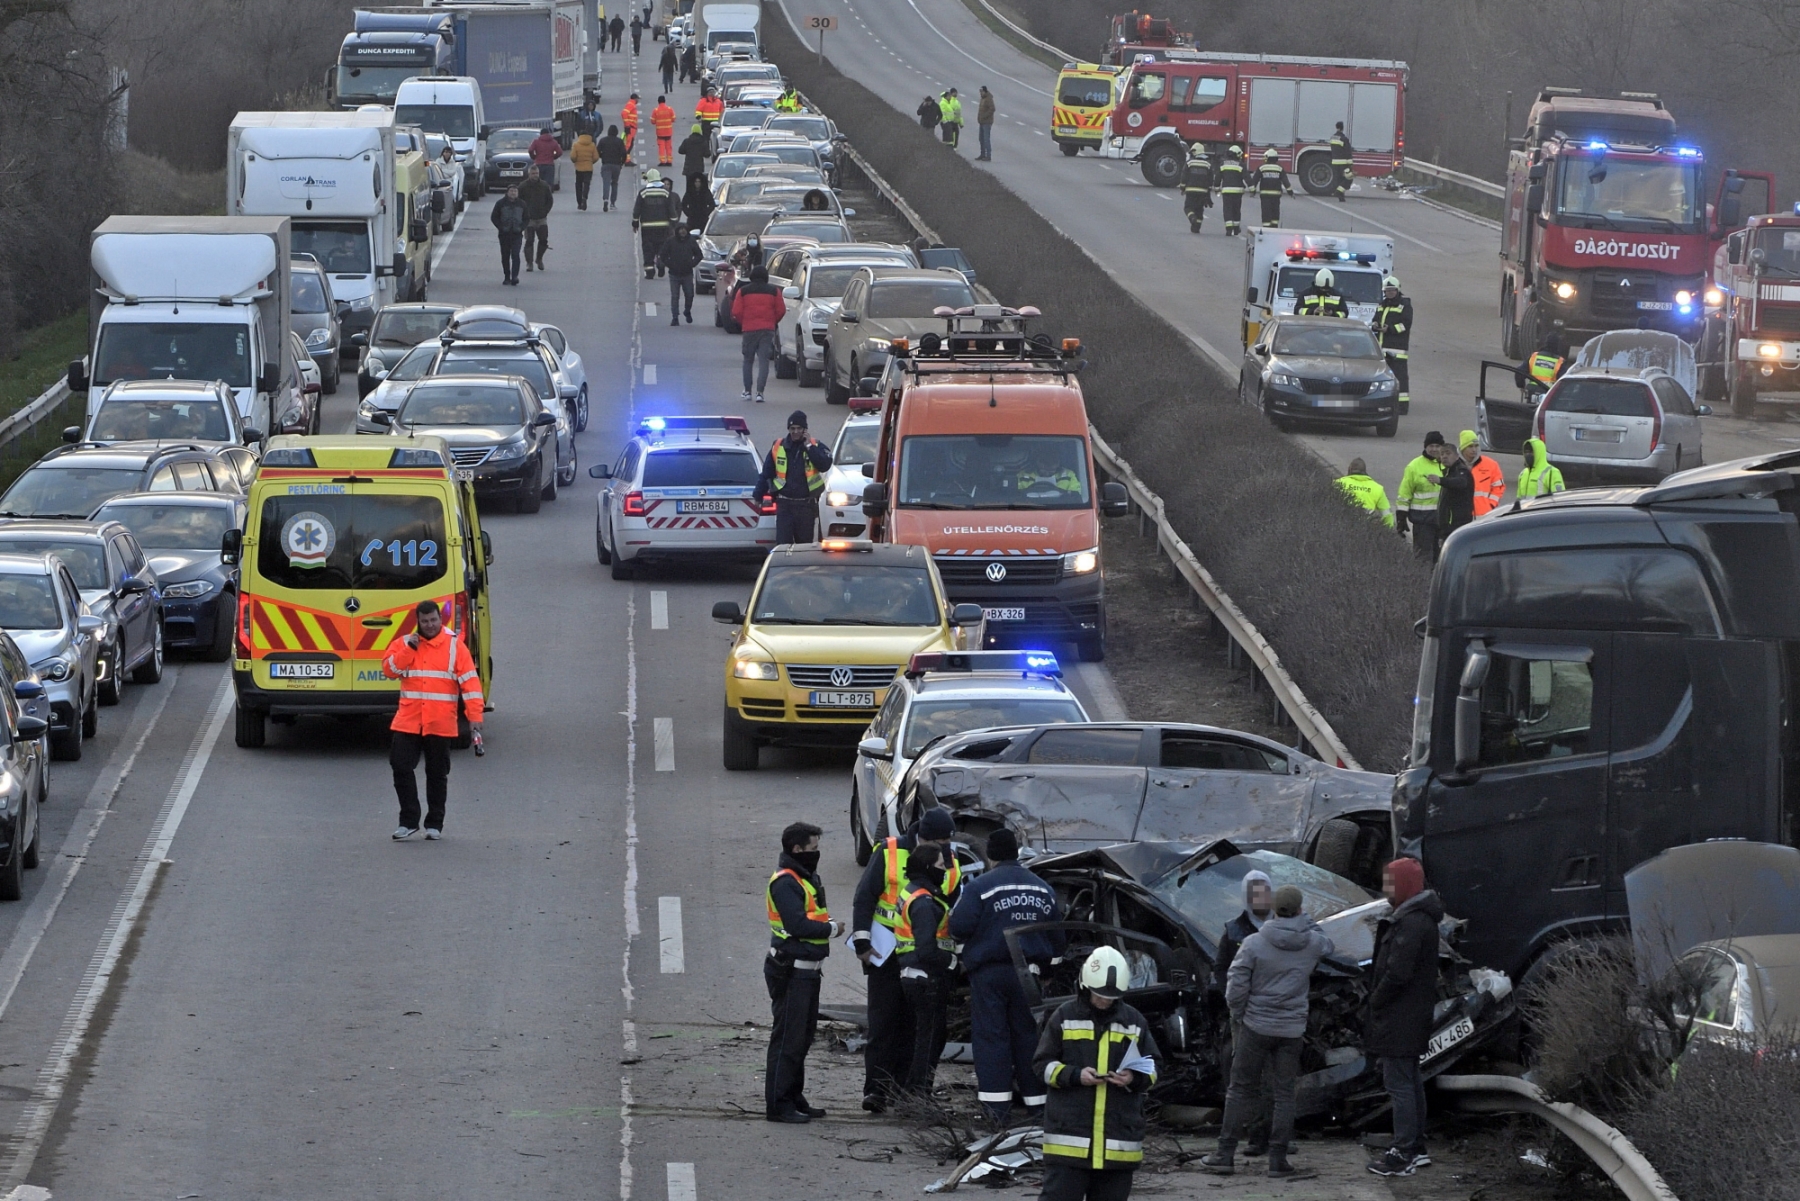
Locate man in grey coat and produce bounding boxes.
[1200,885,1333,1180]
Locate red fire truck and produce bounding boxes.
[1098,52,1407,190]
[1711,208,1800,415]
[1098,11,1192,66]
[1499,87,1772,359]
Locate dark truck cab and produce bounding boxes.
[1394,452,1800,983]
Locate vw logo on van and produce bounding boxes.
[830,667,854,687]
[986,562,1008,582]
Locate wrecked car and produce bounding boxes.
[891,722,1395,887]
[1008,841,1515,1122]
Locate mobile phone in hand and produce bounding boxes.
[472,728,485,756]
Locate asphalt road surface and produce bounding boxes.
[769,0,1800,494]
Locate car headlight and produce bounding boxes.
[487,436,529,465]
[866,338,891,352]
[1271,372,1302,389]
[1674,290,1694,306]
[1760,343,1783,359]
[1705,286,1725,307]
[357,399,381,419]
[1551,280,1577,302]
[349,295,373,312]
[33,656,71,682]
[732,656,780,680]
[304,328,331,348]
[162,580,213,599]
[1369,378,1396,394]
[826,490,852,507]
[1063,548,1099,575]
[362,353,386,374]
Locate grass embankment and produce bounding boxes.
[0,312,85,418]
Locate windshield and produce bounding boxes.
[833,422,879,464]
[335,63,426,102]
[90,397,231,442]
[768,221,846,242]
[371,309,453,347]
[806,266,865,299]
[384,344,438,383]
[1545,377,1656,417]
[92,323,250,389]
[706,209,776,239]
[1149,850,1376,941]
[292,272,328,314]
[1557,157,1700,230]
[720,110,770,130]
[93,501,233,551]
[488,129,539,153]
[399,383,525,426]
[0,467,141,519]
[715,156,776,179]
[1275,267,1384,304]
[753,563,940,626]
[1750,228,1800,278]
[770,117,829,141]
[902,698,1084,758]
[0,576,61,630]
[1271,326,1382,358]
[1059,76,1112,108]
[255,494,447,591]
[641,449,760,487]
[394,104,475,139]
[436,350,553,398]
[293,222,372,275]
[868,280,976,318]
[764,145,821,166]
[899,434,1091,510]
[0,541,104,590]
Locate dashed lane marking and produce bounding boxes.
[1300,196,1444,254]
[653,717,674,772]
[667,1163,697,1201]
[645,302,658,316]
[643,363,658,385]
[650,591,668,629]
[658,897,685,973]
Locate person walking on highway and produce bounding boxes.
[656,226,702,325]
[1459,430,1504,517]
[1296,268,1347,317]
[682,174,715,233]
[1396,431,1446,561]
[1256,148,1294,228]
[917,93,941,132]
[621,93,641,159]
[1373,276,1412,415]
[1200,885,1333,1180]
[1364,858,1441,1178]
[1517,437,1565,499]
[631,170,678,278]
[608,13,625,51]
[1035,946,1159,1201]
[949,828,1061,1126]
[678,123,710,189]
[680,42,698,84]
[896,842,955,1098]
[1212,871,1276,1160]
[756,410,832,543]
[528,126,562,191]
[976,86,996,160]
[519,166,553,271]
[765,820,844,1124]
[384,599,482,841]
[734,269,789,403]
[1329,121,1354,202]
[1217,145,1246,236]
[939,88,963,148]
[568,129,600,210]
[597,125,629,211]
[853,809,959,1114]
[1336,458,1395,528]
[1181,144,1213,232]
[659,41,679,93]
[651,95,677,167]
[490,184,527,285]
[630,13,644,54]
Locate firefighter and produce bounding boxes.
[1180,144,1213,234]
[1256,148,1293,229]
[1218,145,1246,236]
[1296,268,1348,318]
[1329,121,1353,202]
[1373,275,1412,415]
[631,170,678,279]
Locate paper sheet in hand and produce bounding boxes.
[1116,1046,1154,1077]
[867,923,897,967]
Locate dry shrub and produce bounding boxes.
[765,6,1429,766]
[1519,938,1665,1114]
[113,150,226,217]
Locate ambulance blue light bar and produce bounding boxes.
[638,415,751,435]
[261,447,317,467]
[1283,249,1377,264]
[905,650,1061,678]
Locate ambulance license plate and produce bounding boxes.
[983,607,1025,622]
[678,500,730,513]
[1424,1015,1474,1060]
[269,662,334,680]
[809,690,874,707]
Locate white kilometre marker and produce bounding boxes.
[653,717,674,772]
[658,897,684,973]
[650,591,668,630]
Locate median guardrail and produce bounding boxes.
[0,380,72,451]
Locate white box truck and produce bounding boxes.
[226,110,424,345]
[1241,229,1394,346]
[394,75,489,196]
[696,1,759,52]
[68,216,293,437]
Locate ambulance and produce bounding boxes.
[1241,229,1394,347]
[1051,63,1121,156]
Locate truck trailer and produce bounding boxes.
[695,1,759,52]
[418,1,585,136]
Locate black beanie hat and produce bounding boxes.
[987,828,1019,861]
[917,807,955,839]
[786,409,808,429]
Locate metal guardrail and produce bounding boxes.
[0,380,72,450]
[1436,1075,1679,1201]
[1397,158,1505,198]
[971,0,1068,59]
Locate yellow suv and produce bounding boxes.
[713,541,981,770]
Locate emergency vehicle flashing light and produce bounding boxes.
[905,649,1061,678]
[819,539,871,551]
[636,415,751,436]
[1284,248,1377,264]
[262,447,317,468]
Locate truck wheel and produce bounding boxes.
[1499,284,1521,359]
[1731,369,1757,418]
[1518,305,1541,363]
[234,703,265,749]
[1297,152,1335,196]
[722,705,759,771]
[1059,142,1080,158]
[1312,818,1360,876]
[1076,632,1106,663]
[1139,142,1183,188]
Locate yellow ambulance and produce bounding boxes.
[1051,63,1121,155]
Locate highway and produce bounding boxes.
[770,0,1798,492]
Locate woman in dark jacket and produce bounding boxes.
[1364,857,1442,1178]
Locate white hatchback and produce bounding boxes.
[820,413,880,541]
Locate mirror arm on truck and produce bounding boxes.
[1452,644,1491,775]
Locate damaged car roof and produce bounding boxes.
[1625,841,1800,982]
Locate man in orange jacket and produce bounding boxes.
[695,87,723,141]
[384,599,484,840]
[651,94,677,166]
[1458,429,1505,517]
[621,93,641,157]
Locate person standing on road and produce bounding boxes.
[1336,458,1394,528]
[1181,144,1213,232]
[949,828,1061,1126]
[1396,431,1445,560]
[695,86,724,141]
[1295,268,1347,317]
[1365,858,1441,1178]
[776,86,803,113]
[1460,430,1504,517]
[528,126,562,191]
[1373,276,1413,415]
[939,88,963,147]
[764,821,844,1124]
[682,174,715,233]
[1436,438,1475,545]
[519,166,553,271]
[895,842,955,1098]
[568,129,600,210]
[733,267,788,403]
[1034,946,1159,1201]
[917,93,941,132]
[490,184,526,285]
[608,13,624,51]
[975,86,996,160]
[1256,148,1293,228]
[629,13,644,54]
[680,41,698,84]
[1217,145,1246,236]
[631,169,678,279]
[621,93,641,158]
[597,125,629,211]
[659,41,679,93]
[383,599,482,841]
[1212,871,1276,1161]
[678,123,710,189]
[656,226,702,325]
[852,809,959,1114]
[1517,437,1565,499]
[1199,885,1333,1181]
[1329,121,1354,202]
[651,94,677,167]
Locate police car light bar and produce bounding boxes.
[637,415,751,435]
[1283,249,1378,264]
[904,650,1061,678]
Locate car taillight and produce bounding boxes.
[623,491,646,517]
[237,592,254,658]
[1648,394,1662,451]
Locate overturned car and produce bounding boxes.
[1009,841,1515,1122]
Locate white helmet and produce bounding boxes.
[1079,946,1131,998]
[1227,145,1242,158]
[1264,147,1280,160]
[1384,275,1401,290]
[1188,142,1206,159]
[1314,268,1335,288]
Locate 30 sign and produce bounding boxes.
[804,15,837,30]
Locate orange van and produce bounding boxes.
[859,306,1129,661]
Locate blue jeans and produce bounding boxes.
[978,123,992,159]
[741,328,776,393]
[1380,1055,1428,1152]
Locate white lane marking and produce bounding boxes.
[643,363,658,385]
[653,717,674,772]
[619,258,646,1201]
[0,675,177,1029]
[667,1162,697,1201]
[1301,196,1443,254]
[650,590,669,629]
[1074,662,1129,721]
[900,0,1052,97]
[429,209,463,272]
[658,897,685,973]
[0,674,232,1190]
[645,302,658,316]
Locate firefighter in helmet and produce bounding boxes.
[1181,144,1213,234]
[1373,275,1413,414]
[1217,145,1246,237]
[1296,268,1348,318]
[1257,147,1293,228]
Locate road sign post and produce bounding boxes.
[805,14,836,61]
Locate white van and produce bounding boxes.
[394,76,488,198]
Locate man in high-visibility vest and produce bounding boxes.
[755,410,832,544]
[1460,429,1505,517]
[940,88,964,148]
[894,842,956,1097]
[1336,458,1394,528]
[1329,120,1353,201]
[1181,143,1213,233]
[650,94,676,166]
[1396,430,1447,560]
[1517,437,1566,499]
[1373,276,1413,415]
[1218,145,1246,236]
[776,86,803,113]
[851,808,959,1114]
[695,87,724,142]
[765,821,845,1123]
[1256,148,1293,228]
[620,92,641,157]
[383,599,483,840]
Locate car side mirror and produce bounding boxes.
[242,427,264,444]
[304,382,322,396]
[858,735,893,761]
[62,426,81,444]
[13,716,47,741]
[394,251,408,277]
[589,463,612,478]
[258,363,282,394]
[410,220,429,244]
[950,603,983,627]
[479,529,493,564]
[840,312,859,323]
[1246,286,1258,304]
[120,576,154,595]
[349,332,368,349]
[858,376,879,394]
[559,384,579,400]
[1695,404,1713,416]
[1526,182,1545,213]
[861,462,875,478]
[67,360,89,392]
[842,207,856,217]
[1453,647,1491,772]
[221,528,243,564]
[861,480,888,517]
[432,191,447,214]
[371,367,390,382]
[783,286,800,299]
[13,680,44,700]
[712,600,744,624]
[532,411,559,427]
[77,615,104,636]
[1253,344,1269,357]
[370,411,393,427]
[1101,480,1129,517]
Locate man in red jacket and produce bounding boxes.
[731,265,786,402]
[383,599,484,840]
[528,126,563,190]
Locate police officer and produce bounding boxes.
[755,411,832,544]
[1328,121,1353,202]
[1295,268,1347,318]
[949,828,1063,1126]
[851,808,959,1113]
[1256,148,1293,229]
[776,86,803,113]
[895,842,956,1098]
[1373,276,1412,415]
[1180,144,1213,234]
[1396,431,1445,561]
[1335,458,1394,528]
[1016,448,1080,497]
[1217,145,1246,236]
[765,821,844,1123]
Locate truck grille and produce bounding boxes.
[1297,378,1372,397]
[1754,305,1800,336]
[934,556,1062,587]
[785,664,898,688]
[1590,271,1666,321]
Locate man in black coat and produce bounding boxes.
[682,175,715,232]
[678,123,710,187]
[1364,857,1442,1178]
[608,13,624,51]
[596,125,629,212]
[489,185,527,285]
[654,227,703,325]
[659,42,679,92]
[764,821,844,1123]
[917,95,941,130]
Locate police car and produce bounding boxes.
[820,413,879,541]
[589,416,776,580]
[849,650,1088,865]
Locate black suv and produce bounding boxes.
[0,442,241,522]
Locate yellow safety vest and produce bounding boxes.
[1297,291,1348,318]
[776,93,801,113]
[1017,469,1081,493]
[771,440,824,493]
[1529,352,1563,386]
[893,885,954,957]
[1217,161,1245,194]
[766,868,831,945]
[875,837,962,929]
[1336,473,1394,528]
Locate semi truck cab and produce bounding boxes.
[331,12,457,109]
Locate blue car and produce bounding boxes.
[90,492,246,661]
